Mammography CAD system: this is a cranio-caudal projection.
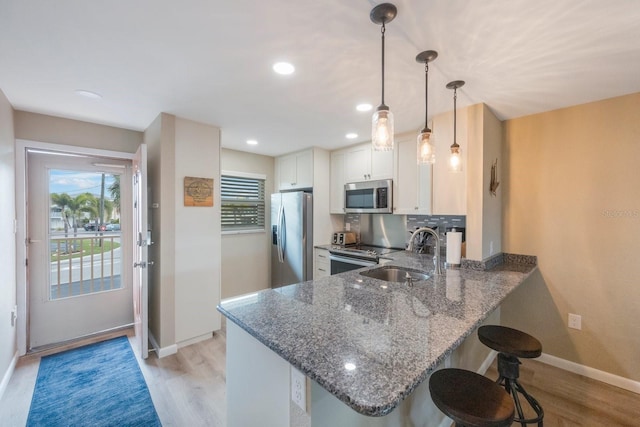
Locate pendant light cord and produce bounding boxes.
[424,62,429,130]
[381,22,386,106]
[453,87,458,145]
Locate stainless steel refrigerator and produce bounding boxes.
[271,191,313,288]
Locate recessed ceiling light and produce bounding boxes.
[273,62,295,75]
[246,139,258,146]
[344,363,356,371]
[346,133,358,139]
[75,89,103,100]
[356,103,372,112]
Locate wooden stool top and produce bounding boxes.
[478,325,542,359]
[429,368,514,427]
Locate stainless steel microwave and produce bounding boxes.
[344,179,393,213]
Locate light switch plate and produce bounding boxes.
[568,313,582,330]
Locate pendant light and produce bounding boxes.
[446,80,465,172]
[370,3,397,152]
[416,50,438,164]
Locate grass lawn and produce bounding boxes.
[51,238,121,262]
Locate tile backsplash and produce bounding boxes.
[342,214,466,247]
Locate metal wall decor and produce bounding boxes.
[370,3,397,152]
[490,159,500,196]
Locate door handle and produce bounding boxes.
[28,238,42,244]
[134,261,147,268]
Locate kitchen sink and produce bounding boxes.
[359,266,430,283]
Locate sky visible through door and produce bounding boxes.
[49,169,123,299]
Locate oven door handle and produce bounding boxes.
[329,254,377,268]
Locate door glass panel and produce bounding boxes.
[49,169,123,299]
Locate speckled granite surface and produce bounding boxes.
[218,251,536,417]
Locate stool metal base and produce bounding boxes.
[496,353,544,426]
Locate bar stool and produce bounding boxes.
[478,325,544,426]
[429,368,515,427]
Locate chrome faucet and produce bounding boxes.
[406,227,443,275]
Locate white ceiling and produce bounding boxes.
[1,0,639,157]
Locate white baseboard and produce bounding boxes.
[0,351,19,402]
[477,350,498,375]
[148,332,178,358]
[177,332,213,349]
[538,352,640,395]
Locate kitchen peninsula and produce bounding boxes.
[217,252,537,427]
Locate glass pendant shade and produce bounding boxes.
[417,129,435,164]
[446,80,465,173]
[372,108,394,151]
[449,144,462,172]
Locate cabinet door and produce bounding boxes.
[370,148,393,180]
[394,139,432,215]
[277,154,297,190]
[314,248,330,279]
[295,150,313,188]
[432,110,466,214]
[330,151,346,213]
[345,144,371,182]
[394,139,419,214]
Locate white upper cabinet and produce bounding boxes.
[330,151,346,214]
[344,143,393,182]
[432,109,467,215]
[393,137,433,215]
[344,144,371,182]
[276,149,314,190]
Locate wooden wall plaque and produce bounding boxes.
[184,177,214,207]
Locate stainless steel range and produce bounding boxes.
[329,214,407,275]
[328,245,400,275]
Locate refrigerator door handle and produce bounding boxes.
[277,204,284,263]
[279,205,286,262]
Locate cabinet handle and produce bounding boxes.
[318,254,326,258]
[318,268,326,272]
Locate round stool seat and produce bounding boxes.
[429,368,515,427]
[478,325,542,359]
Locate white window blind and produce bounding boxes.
[221,174,266,231]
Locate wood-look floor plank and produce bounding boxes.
[2,328,639,427]
[486,358,640,427]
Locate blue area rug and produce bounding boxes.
[27,336,161,427]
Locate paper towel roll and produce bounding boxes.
[446,231,462,265]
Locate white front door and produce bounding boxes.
[132,144,149,359]
[27,151,133,349]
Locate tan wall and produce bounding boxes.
[173,117,221,342]
[0,89,16,388]
[501,92,640,381]
[145,113,175,348]
[221,148,275,299]
[14,111,142,152]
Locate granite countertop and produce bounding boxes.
[217,251,537,417]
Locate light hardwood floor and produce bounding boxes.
[1,330,638,426]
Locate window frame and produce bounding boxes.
[220,170,267,235]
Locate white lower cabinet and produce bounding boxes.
[314,248,330,279]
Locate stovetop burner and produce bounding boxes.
[329,245,401,260]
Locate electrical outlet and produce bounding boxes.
[568,313,582,330]
[291,366,307,412]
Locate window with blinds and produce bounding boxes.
[221,174,266,232]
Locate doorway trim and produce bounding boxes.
[15,139,135,356]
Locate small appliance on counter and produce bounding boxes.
[332,231,357,246]
[328,215,405,275]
